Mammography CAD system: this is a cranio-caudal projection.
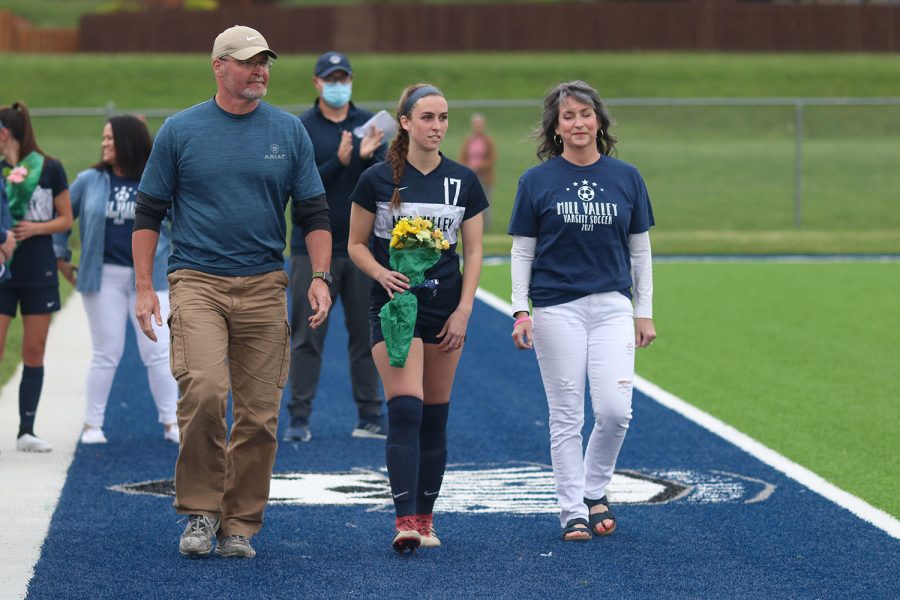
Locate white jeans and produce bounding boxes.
[533,292,635,527]
[81,264,178,428]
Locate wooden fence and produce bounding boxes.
[3,3,899,54]
[0,11,78,53]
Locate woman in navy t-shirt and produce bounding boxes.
[55,115,179,446]
[0,101,74,453]
[349,83,487,552]
[508,81,656,541]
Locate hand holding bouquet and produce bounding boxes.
[380,217,450,367]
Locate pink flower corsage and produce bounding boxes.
[6,166,28,184]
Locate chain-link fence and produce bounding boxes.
[29,97,900,245]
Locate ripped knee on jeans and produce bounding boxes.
[558,377,579,393]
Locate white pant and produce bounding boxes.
[81,264,178,428]
[533,292,635,527]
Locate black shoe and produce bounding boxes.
[283,417,311,442]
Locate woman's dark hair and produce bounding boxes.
[534,80,617,162]
[385,83,444,211]
[93,115,152,180]
[0,101,45,158]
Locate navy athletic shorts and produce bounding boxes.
[369,308,447,348]
[0,285,61,316]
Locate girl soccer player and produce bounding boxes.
[348,83,487,552]
[0,101,73,452]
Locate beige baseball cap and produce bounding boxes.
[211,25,278,61]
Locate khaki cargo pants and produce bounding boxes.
[167,268,290,538]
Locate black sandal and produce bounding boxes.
[561,517,592,541]
[585,496,616,536]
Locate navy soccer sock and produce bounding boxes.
[416,402,449,515]
[18,365,44,438]
[386,395,423,518]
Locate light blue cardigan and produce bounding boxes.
[53,168,171,293]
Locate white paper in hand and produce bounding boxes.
[353,110,398,140]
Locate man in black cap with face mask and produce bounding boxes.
[284,51,388,443]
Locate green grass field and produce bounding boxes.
[1,51,897,522]
[478,261,900,518]
[4,53,900,252]
[0,0,110,27]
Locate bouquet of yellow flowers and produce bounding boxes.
[381,217,450,367]
[389,216,450,253]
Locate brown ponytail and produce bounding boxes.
[386,83,444,212]
[0,101,45,158]
[386,130,409,212]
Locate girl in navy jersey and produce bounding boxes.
[348,83,487,552]
[0,101,73,452]
[508,81,656,541]
[55,116,179,445]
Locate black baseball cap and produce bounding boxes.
[314,52,352,78]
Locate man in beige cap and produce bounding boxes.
[133,25,333,559]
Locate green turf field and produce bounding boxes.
[478,261,900,518]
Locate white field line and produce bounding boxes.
[475,286,900,539]
[0,297,90,599]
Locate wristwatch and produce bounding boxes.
[311,271,333,286]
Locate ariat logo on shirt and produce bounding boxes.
[265,143,286,160]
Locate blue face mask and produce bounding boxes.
[322,82,352,108]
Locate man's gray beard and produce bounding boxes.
[242,86,267,100]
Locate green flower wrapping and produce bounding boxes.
[4,151,44,222]
[379,217,449,367]
[2,151,45,269]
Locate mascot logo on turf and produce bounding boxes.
[110,464,775,512]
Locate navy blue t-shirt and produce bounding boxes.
[350,155,488,320]
[104,173,138,266]
[508,155,654,308]
[293,102,386,257]
[0,157,68,289]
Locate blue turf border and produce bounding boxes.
[26,300,900,599]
